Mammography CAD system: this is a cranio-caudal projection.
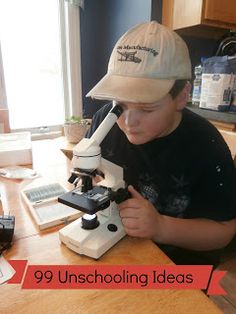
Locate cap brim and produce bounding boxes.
[86,74,175,103]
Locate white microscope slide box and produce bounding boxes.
[0,132,32,167]
[21,183,82,230]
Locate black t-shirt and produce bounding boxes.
[87,103,236,222]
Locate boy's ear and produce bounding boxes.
[176,82,191,110]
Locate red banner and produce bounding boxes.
[7,261,226,295]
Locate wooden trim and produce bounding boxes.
[0,108,10,132]
[209,120,236,132]
[218,128,236,160]
[162,0,174,28]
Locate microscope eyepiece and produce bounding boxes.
[110,104,123,117]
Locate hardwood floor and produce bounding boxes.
[210,240,236,313]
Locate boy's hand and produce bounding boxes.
[118,185,163,240]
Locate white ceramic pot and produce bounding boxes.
[63,123,89,144]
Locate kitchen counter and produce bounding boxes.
[187,104,236,124]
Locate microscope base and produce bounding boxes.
[59,212,126,259]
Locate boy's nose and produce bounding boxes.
[124,110,139,127]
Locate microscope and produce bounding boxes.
[58,104,129,259]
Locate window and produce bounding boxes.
[0,0,83,137]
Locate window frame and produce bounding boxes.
[0,0,83,139]
[60,0,83,120]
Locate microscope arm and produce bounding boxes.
[97,158,125,190]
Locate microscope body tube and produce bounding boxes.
[72,105,123,172]
[90,104,123,145]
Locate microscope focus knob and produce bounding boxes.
[110,188,131,204]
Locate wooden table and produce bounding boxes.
[0,139,222,314]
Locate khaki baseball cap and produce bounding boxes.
[86,21,192,103]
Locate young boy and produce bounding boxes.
[86,21,236,265]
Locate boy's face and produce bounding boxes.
[116,93,183,145]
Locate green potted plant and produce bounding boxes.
[63,116,90,144]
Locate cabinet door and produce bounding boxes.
[162,0,203,29]
[203,0,236,25]
[162,0,236,31]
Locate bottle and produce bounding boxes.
[192,64,202,107]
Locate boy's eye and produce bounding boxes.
[116,102,158,113]
[141,108,155,112]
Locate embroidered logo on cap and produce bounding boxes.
[116,44,158,64]
[117,50,141,63]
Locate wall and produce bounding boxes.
[80,0,154,117]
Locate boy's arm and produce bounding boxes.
[153,214,236,251]
[118,186,236,251]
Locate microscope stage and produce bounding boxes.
[58,186,110,215]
